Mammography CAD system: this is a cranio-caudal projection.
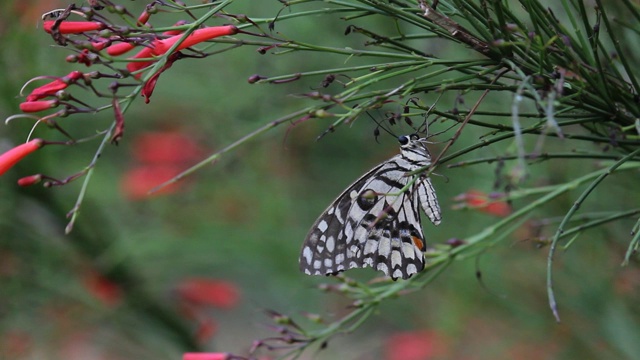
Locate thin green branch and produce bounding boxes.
[547,148,640,322]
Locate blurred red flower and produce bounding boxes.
[121,164,184,200]
[385,330,449,360]
[183,353,229,360]
[453,189,511,217]
[121,130,204,200]
[83,270,122,306]
[176,278,240,309]
[1,331,31,358]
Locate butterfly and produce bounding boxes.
[300,134,441,280]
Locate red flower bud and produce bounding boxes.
[106,42,136,56]
[0,139,44,176]
[19,100,58,113]
[17,174,42,187]
[43,20,105,34]
[91,40,110,51]
[137,10,151,26]
[26,71,84,101]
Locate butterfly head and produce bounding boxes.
[398,134,431,163]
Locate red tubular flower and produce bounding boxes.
[17,174,42,187]
[0,139,44,176]
[126,47,154,77]
[43,20,105,34]
[153,25,238,54]
[183,353,229,360]
[126,25,238,77]
[163,20,189,36]
[453,189,511,217]
[142,52,180,103]
[19,100,58,113]
[106,42,137,56]
[26,71,84,101]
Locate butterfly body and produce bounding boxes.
[300,135,441,280]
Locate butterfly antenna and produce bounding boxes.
[366,112,396,142]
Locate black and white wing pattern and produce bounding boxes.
[300,134,441,280]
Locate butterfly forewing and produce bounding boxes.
[300,135,441,280]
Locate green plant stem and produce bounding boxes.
[546,148,640,322]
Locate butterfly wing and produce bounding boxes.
[300,153,436,280]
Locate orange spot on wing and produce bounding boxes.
[412,236,424,250]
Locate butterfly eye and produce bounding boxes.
[398,135,409,145]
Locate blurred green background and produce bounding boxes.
[1,1,639,359]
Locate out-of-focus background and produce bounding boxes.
[1,1,639,359]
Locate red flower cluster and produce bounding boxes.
[5,9,241,184]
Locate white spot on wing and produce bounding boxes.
[318,220,328,233]
[402,242,415,260]
[335,254,344,264]
[376,263,389,275]
[303,246,312,264]
[378,237,391,258]
[392,269,403,279]
[391,250,402,268]
[326,236,335,252]
[313,260,321,269]
[324,259,333,268]
[364,239,377,255]
[406,264,417,275]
